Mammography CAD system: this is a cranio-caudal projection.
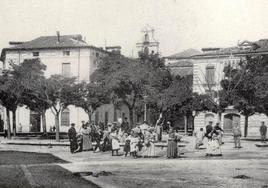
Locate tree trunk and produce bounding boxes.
[192,116,195,131]
[244,115,249,137]
[41,111,47,133]
[6,108,11,139]
[55,113,60,142]
[87,111,92,122]
[184,115,187,134]
[129,107,134,128]
[12,109,16,137]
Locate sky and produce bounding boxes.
[1,0,268,57]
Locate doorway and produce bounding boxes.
[223,113,240,133]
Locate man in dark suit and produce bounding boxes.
[68,123,78,153]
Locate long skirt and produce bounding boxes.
[144,142,156,157]
[210,139,222,155]
[167,140,178,158]
[124,140,130,153]
[112,139,120,150]
[130,142,138,153]
[82,135,93,151]
[70,139,78,153]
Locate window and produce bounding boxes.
[33,52,39,57]
[96,52,99,57]
[63,51,70,56]
[205,66,215,85]
[61,108,70,126]
[62,63,71,77]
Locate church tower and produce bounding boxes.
[136,25,159,55]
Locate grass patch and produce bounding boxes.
[28,165,99,188]
[0,166,30,188]
[0,151,67,165]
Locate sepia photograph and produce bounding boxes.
[0,0,268,187]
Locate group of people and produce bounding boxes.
[194,121,224,156]
[68,117,182,159]
[194,120,268,157]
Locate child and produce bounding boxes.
[130,132,139,158]
[194,128,205,149]
[124,133,131,157]
[110,129,120,156]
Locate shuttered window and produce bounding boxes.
[206,66,215,85]
[61,108,70,126]
[62,63,71,77]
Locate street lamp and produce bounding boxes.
[144,95,148,121]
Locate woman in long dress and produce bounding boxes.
[167,128,178,158]
[110,129,120,156]
[143,129,156,157]
[210,130,222,156]
[81,124,93,151]
[130,132,139,158]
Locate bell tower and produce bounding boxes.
[136,25,159,55]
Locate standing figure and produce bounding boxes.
[130,132,139,158]
[68,123,78,153]
[110,129,120,156]
[214,122,224,145]
[121,117,130,133]
[93,127,103,152]
[205,121,213,138]
[101,127,111,152]
[210,129,222,156]
[233,123,242,148]
[156,123,163,142]
[167,128,178,158]
[80,123,93,151]
[144,128,156,157]
[260,121,267,143]
[194,128,205,149]
[124,133,131,157]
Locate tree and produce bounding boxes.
[47,75,77,142]
[0,59,46,137]
[91,52,172,127]
[219,57,258,137]
[15,59,50,133]
[251,55,268,118]
[159,75,217,131]
[0,70,16,139]
[74,82,109,121]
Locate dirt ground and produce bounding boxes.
[1,136,268,188]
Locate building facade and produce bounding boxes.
[165,40,268,136]
[0,33,130,133]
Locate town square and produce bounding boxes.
[1,0,268,187]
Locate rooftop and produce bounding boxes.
[166,48,201,59]
[0,33,108,61]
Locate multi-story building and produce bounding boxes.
[0,32,130,132]
[165,39,268,136]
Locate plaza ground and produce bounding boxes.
[0,135,268,188]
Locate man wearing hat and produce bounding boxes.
[68,123,78,153]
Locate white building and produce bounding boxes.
[0,32,130,133]
[165,40,268,136]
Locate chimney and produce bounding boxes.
[56,31,60,43]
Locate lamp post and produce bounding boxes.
[144,95,148,121]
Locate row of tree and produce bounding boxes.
[0,59,109,141]
[219,55,268,137]
[91,52,216,130]
[0,52,219,141]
